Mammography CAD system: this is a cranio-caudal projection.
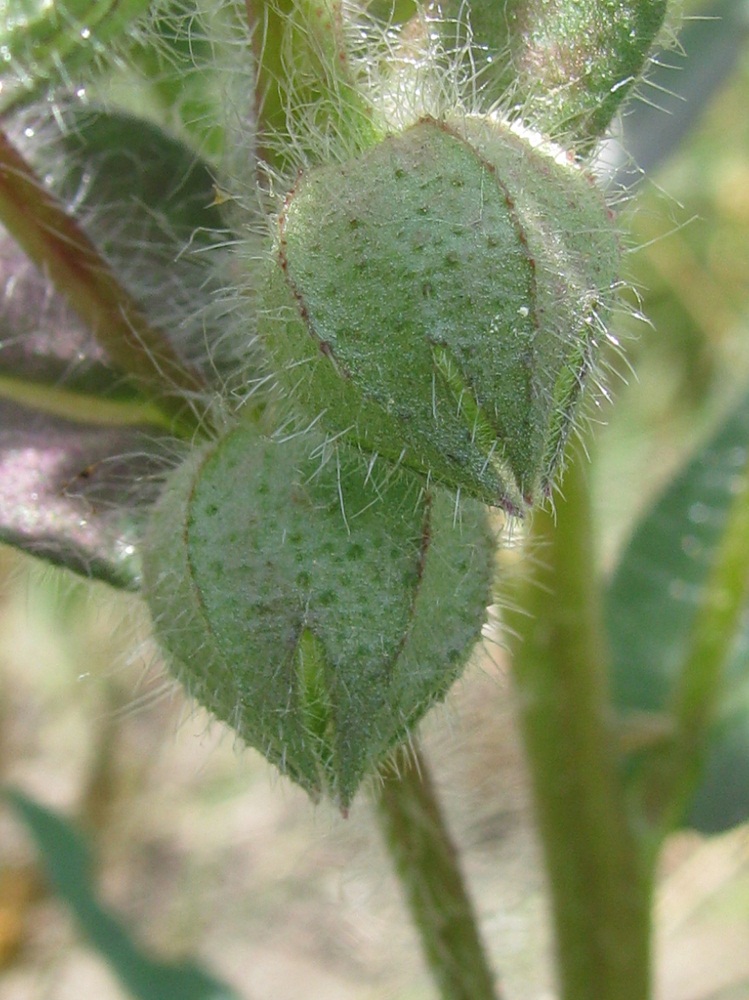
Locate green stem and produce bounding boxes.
[504,446,652,1000]
[247,0,383,170]
[659,451,749,831]
[376,742,501,1000]
[0,126,208,438]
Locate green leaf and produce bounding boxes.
[51,105,224,241]
[3,789,238,1000]
[38,104,230,369]
[0,0,151,114]
[606,385,749,833]
[0,397,173,589]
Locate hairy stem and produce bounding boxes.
[504,445,652,1000]
[0,126,208,437]
[247,0,382,169]
[435,0,669,148]
[376,742,501,1000]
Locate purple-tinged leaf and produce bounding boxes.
[0,230,127,396]
[32,105,240,383]
[2,104,251,407]
[0,398,178,590]
[0,124,208,436]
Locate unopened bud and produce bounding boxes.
[143,422,494,808]
[260,115,619,513]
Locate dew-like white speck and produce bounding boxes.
[680,535,703,559]
[688,502,710,525]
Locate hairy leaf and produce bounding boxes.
[0,230,125,396]
[125,0,256,161]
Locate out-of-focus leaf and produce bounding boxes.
[3,789,239,1000]
[0,230,126,396]
[606,385,749,833]
[2,104,247,396]
[48,105,226,246]
[614,0,749,183]
[0,0,151,114]
[124,0,255,161]
[0,397,176,590]
[362,0,417,26]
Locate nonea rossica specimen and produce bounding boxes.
[142,5,623,804]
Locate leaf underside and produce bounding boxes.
[0,398,176,590]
